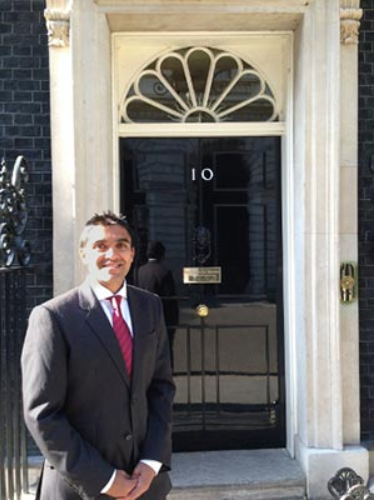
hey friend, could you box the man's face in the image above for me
[80,224,135,293]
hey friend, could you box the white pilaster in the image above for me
[47,0,114,293]
[293,0,368,497]
[45,0,76,295]
[70,0,114,287]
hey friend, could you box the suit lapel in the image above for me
[78,280,130,388]
[127,286,151,393]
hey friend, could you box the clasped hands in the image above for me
[107,462,156,500]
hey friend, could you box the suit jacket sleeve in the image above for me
[139,297,175,468]
[21,305,114,498]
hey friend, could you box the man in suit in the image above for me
[137,242,179,367]
[21,211,175,500]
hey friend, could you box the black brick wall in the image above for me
[0,0,53,311]
[358,0,374,442]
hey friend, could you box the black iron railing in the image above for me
[0,156,31,500]
[328,467,374,500]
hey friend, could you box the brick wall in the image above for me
[0,0,53,311]
[358,0,374,442]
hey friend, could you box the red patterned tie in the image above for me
[110,295,133,379]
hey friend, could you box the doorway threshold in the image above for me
[168,449,306,500]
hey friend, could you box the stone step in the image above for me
[24,449,306,500]
[168,449,306,500]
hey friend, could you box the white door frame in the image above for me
[113,30,295,456]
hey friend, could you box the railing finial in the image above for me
[0,156,31,268]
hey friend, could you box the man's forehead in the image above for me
[87,224,132,242]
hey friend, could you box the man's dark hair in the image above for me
[147,241,165,260]
[79,211,136,248]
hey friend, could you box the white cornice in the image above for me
[44,0,72,47]
[339,2,363,45]
[94,0,309,10]
[340,0,360,7]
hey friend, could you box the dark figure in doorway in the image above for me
[137,241,179,367]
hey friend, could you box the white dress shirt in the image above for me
[91,280,134,334]
[89,280,162,493]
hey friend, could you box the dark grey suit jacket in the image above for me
[21,280,175,500]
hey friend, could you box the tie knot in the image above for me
[108,295,122,312]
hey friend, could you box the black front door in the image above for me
[120,136,285,451]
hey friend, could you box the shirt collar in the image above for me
[89,279,128,301]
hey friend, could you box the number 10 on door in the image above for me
[191,168,214,181]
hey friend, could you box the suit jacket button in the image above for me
[124,434,133,441]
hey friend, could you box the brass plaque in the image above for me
[183,267,222,284]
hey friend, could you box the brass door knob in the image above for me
[340,262,356,303]
[196,304,209,317]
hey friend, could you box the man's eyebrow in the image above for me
[92,237,132,245]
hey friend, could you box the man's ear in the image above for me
[79,247,87,264]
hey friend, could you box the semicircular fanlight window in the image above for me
[121,47,278,124]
